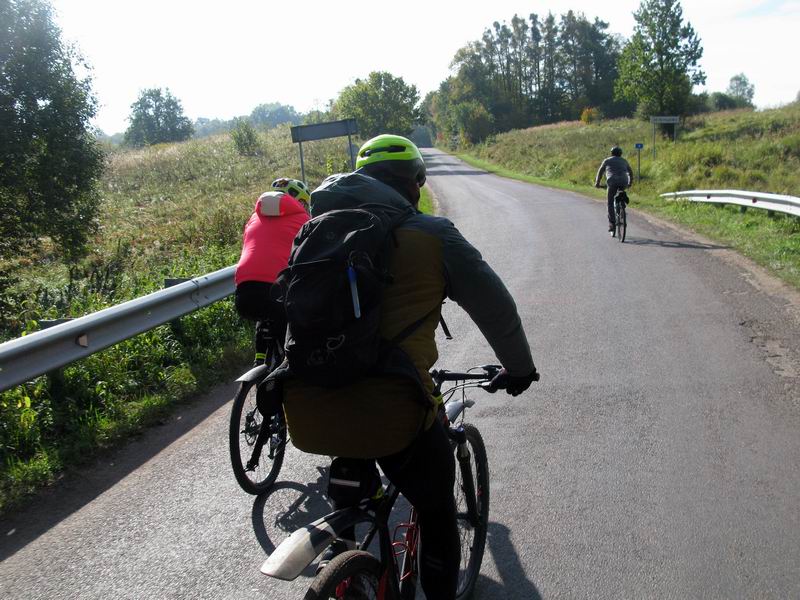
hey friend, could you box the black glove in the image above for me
[489,367,539,396]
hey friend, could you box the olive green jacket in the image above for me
[283,172,534,458]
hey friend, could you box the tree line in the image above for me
[425,11,630,143]
[0,0,770,297]
[423,0,756,144]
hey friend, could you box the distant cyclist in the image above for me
[234,178,310,364]
[594,146,633,233]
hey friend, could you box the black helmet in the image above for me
[611,146,623,157]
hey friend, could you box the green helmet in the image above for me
[355,134,426,187]
[271,177,311,203]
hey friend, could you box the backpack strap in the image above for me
[439,315,453,340]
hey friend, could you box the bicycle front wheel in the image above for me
[454,423,490,599]
[616,203,627,242]
[228,379,286,495]
[304,550,383,600]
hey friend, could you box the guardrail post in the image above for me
[40,319,74,408]
[739,206,747,213]
[164,278,192,341]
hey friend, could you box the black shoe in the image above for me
[608,224,615,232]
[316,539,353,574]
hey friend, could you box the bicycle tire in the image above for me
[454,423,490,600]
[304,550,383,600]
[228,378,286,495]
[617,202,627,243]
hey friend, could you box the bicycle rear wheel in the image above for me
[304,550,383,600]
[228,378,286,495]
[616,202,627,242]
[454,423,490,599]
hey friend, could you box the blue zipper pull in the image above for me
[347,266,361,319]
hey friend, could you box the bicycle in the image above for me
[228,319,288,495]
[260,364,519,600]
[597,183,628,242]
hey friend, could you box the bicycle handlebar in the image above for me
[430,364,502,385]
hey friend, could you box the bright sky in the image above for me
[50,0,800,135]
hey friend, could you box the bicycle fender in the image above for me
[260,506,375,580]
[446,399,475,422]
[236,363,271,383]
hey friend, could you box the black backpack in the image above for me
[277,203,415,387]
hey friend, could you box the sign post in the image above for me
[290,118,359,183]
[649,116,680,161]
[634,143,644,181]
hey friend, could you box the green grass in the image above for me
[449,104,800,288]
[419,185,434,215]
[0,126,352,514]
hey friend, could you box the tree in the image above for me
[615,0,705,116]
[303,109,333,125]
[193,117,235,138]
[452,100,494,144]
[0,0,104,264]
[333,72,420,139]
[708,92,739,111]
[123,88,194,147]
[230,118,260,156]
[726,73,755,106]
[250,102,301,129]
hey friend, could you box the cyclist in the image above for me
[594,146,633,233]
[234,178,310,364]
[281,135,538,600]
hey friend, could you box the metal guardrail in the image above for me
[660,189,800,217]
[0,266,236,393]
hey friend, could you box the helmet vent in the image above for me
[363,144,407,157]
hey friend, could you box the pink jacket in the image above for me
[234,192,309,285]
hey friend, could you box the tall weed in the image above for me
[0,127,351,513]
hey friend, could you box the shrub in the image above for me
[581,107,603,124]
[231,119,261,156]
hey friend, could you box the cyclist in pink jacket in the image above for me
[235,178,310,363]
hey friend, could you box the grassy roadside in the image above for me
[419,185,434,215]
[0,126,351,514]
[448,104,800,290]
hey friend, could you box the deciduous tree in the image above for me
[0,0,104,264]
[615,0,705,116]
[124,88,194,147]
[727,73,755,106]
[250,103,301,129]
[333,72,420,139]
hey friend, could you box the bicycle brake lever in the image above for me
[480,364,502,377]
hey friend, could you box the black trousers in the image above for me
[607,182,626,225]
[234,281,287,355]
[334,419,459,599]
[378,418,459,599]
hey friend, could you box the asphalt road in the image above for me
[2,149,800,599]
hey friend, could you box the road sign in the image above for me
[649,116,680,124]
[290,118,358,143]
[289,119,359,181]
[650,117,680,160]
[634,144,644,181]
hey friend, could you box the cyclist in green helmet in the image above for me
[282,134,537,599]
[234,177,310,364]
[270,177,311,206]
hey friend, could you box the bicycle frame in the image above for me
[261,366,499,596]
